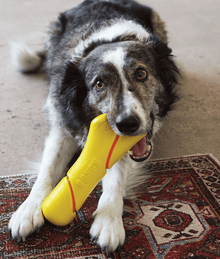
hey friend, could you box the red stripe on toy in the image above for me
[67,175,76,213]
[105,134,120,169]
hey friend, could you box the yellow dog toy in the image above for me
[42,114,145,226]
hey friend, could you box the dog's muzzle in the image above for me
[115,114,152,162]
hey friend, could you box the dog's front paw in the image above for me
[90,209,126,253]
[8,195,45,242]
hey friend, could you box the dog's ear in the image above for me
[50,12,67,36]
[148,35,180,117]
[61,62,88,109]
[57,13,67,35]
[148,35,179,87]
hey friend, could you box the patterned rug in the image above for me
[1,154,220,259]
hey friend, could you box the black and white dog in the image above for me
[9,0,179,253]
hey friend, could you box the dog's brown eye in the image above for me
[136,69,148,81]
[96,80,105,89]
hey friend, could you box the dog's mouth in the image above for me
[128,135,152,162]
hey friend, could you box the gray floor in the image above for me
[1,0,220,176]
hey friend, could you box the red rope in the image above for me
[105,135,120,169]
[67,175,76,213]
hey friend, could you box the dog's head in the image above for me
[59,35,179,160]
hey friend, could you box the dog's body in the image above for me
[9,0,179,253]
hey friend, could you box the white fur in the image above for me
[10,41,42,73]
[102,47,126,71]
[73,20,150,58]
[90,154,130,252]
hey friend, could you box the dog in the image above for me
[8,0,179,253]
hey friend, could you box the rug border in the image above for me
[1,153,219,179]
[150,153,220,165]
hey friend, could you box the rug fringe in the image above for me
[0,172,33,179]
[207,153,220,166]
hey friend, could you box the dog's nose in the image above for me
[116,115,140,135]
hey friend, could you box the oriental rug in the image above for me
[1,154,220,259]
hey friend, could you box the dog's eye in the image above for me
[96,80,105,90]
[136,69,148,81]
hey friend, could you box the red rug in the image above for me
[1,154,220,259]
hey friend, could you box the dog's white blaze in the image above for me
[124,91,148,133]
[102,47,127,93]
[102,48,149,135]
[102,47,125,72]
[74,20,150,57]
[88,47,126,87]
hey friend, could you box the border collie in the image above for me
[9,0,179,253]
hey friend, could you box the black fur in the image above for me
[148,35,180,118]
[61,62,87,109]
[60,0,153,35]
[56,61,97,131]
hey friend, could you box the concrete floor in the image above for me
[1,0,220,176]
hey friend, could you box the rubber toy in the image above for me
[42,113,146,226]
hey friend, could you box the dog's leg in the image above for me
[8,126,78,242]
[90,153,133,253]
